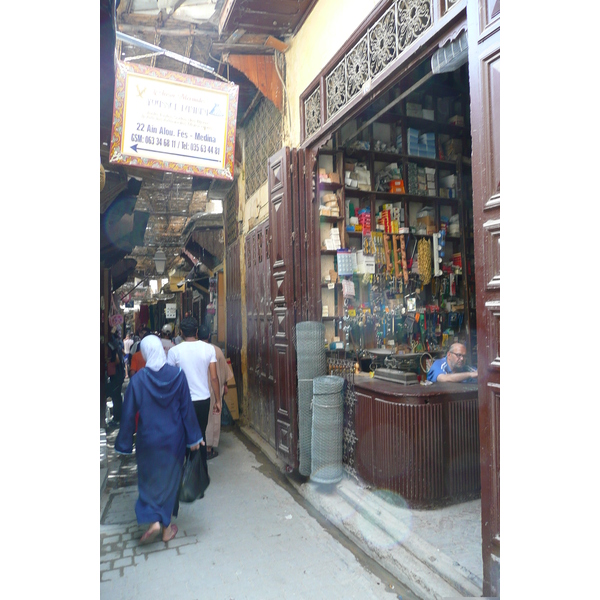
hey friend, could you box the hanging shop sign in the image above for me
[165,303,177,319]
[109,61,239,180]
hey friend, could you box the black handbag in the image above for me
[179,450,210,503]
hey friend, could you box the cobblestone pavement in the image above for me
[100,426,419,600]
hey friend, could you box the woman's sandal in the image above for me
[162,524,178,542]
[140,525,162,545]
[207,449,219,460]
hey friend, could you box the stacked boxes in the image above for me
[417,206,436,235]
[407,128,436,158]
[330,227,341,249]
[375,162,403,193]
[377,204,403,233]
[323,227,341,251]
[408,162,419,195]
[406,102,423,118]
[425,167,436,196]
[439,173,457,199]
[396,133,403,153]
[419,132,436,159]
[417,166,428,196]
[358,208,371,234]
[320,192,339,217]
[407,128,420,156]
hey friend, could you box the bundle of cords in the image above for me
[418,238,432,285]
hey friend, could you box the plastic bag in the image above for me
[179,450,210,503]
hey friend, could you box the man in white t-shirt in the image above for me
[167,317,220,473]
[123,332,134,378]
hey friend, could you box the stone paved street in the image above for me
[101,426,419,600]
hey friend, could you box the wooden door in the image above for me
[245,232,260,431]
[292,148,319,322]
[226,239,243,406]
[268,147,299,470]
[467,0,501,595]
[257,221,275,445]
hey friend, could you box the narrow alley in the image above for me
[101,424,421,600]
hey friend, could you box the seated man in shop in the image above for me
[427,342,478,383]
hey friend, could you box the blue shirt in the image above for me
[427,357,477,383]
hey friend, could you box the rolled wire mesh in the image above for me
[295,322,327,476]
[310,375,345,484]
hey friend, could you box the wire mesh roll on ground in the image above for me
[310,376,345,484]
[295,322,327,476]
[297,379,314,476]
[295,321,327,380]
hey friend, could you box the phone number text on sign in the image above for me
[110,62,238,180]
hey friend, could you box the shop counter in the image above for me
[353,375,480,507]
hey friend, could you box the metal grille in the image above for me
[326,61,347,121]
[398,0,432,53]
[303,0,433,135]
[304,87,321,139]
[245,98,283,200]
[328,357,359,482]
[346,34,369,103]
[369,4,398,78]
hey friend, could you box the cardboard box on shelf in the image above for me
[417,206,435,229]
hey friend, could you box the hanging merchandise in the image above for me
[400,234,409,285]
[109,293,124,329]
[342,278,355,298]
[417,238,432,285]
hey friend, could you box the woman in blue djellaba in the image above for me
[115,334,204,544]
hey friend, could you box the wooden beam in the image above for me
[224,54,283,111]
[265,35,289,53]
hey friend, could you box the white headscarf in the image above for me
[140,335,167,372]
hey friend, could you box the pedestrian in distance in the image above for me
[123,331,133,379]
[107,329,126,425]
[198,324,233,460]
[167,316,220,476]
[160,323,175,355]
[129,326,151,378]
[115,334,204,544]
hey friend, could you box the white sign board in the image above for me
[165,303,177,319]
[110,62,239,180]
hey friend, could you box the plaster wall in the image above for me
[285,0,381,146]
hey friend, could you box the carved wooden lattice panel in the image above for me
[245,98,283,200]
[303,0,434,138]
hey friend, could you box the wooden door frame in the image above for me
[467,0,500,595]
